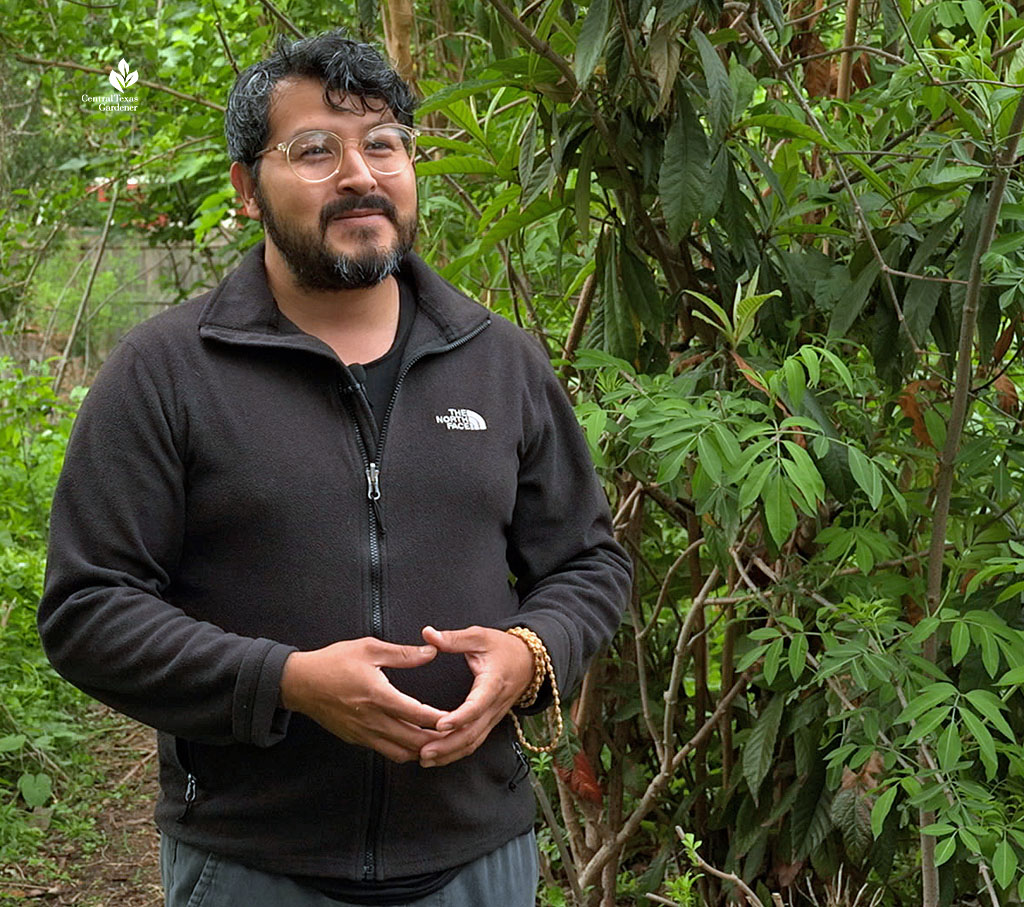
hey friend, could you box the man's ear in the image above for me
[230,161,262,220]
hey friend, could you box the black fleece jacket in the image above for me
[38,244,631,881]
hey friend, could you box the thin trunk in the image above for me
[382,0,416,85]
[920,93,1024,907]
[53,183,119,394]
[837,0,861,101]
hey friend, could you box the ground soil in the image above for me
[0,709,161,907]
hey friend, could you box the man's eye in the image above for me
[299,145,332,157]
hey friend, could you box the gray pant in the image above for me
[160,831,539,907]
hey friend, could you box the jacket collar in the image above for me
[197,241,490,361]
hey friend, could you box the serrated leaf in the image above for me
[574,0,611,85]
[743,693,785,800]
[660,92,709,243]
[649,25,681,115]
[694,30,733,141]
[871,786,898,838]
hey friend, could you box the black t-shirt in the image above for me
[357,277,416,430]
[289,277,464,904]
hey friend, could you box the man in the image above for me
[39,31,631,907]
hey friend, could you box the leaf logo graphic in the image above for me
[108,58,138,94]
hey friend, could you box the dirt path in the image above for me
[0,710,162,907]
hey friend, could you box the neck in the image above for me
[264,241,401,364]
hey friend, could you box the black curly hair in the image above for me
[225,30,417,169]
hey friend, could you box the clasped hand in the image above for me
[279,625,534,768]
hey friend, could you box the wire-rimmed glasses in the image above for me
[255,124,417,182]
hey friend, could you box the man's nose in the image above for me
[333,142,378,194]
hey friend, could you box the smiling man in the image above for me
[39,31,631,907]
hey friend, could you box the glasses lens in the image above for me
[287,132,343,182]
[362,125,415,175]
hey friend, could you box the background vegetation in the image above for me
[4,1,1024,905]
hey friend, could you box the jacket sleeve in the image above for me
[38,338,295,747]
[492,344,632,705]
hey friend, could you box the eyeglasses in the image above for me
[254,124,417,181]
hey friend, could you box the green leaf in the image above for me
[895,683,957,725]
[788,634,808,681]
[748,627,782,641]
[742,115,837,150]
[574,0,611,86]
[903,706,951,745]
[961,708,998,780]
[417,77,513,116]
[415,155,498,176]
[994,839,1018,890]
[743,693,786,800]
[871,786,898,839]
[963,689,1015,741]
[764,636,785,684]
[934,835,957,866]
[951,622,971,666]
[660,92,710,243]
[739,458,773,510]
[0,734,26,753]
[847,446,882,508]
[17,772,52,808]
[764,472,797,547]
[828,259,881,339]
[936,721,962,769]
[694,30,733,142]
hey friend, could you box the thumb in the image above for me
[369,639,438,669]
[421,625,480,653]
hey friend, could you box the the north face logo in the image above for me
[436,408,487,431]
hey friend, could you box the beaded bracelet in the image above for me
[506,626,564,754]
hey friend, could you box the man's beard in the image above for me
[254,184,417,291]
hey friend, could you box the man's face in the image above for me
[245,77,418,291]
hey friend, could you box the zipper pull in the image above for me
[509,740,531,791]
[366,463,387,534]
[178,772,197,820]
[365,462,381,501]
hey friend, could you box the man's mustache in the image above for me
[320,196,399,233]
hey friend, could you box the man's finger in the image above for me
[421,625,484,653]
[374,679,449,729]
[369,639,439,668]
[434,674,495,732]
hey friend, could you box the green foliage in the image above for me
[0,358,91,861]
[6,0,1024,903]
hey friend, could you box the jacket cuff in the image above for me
[492,615,572,715]
[232,638,297,747]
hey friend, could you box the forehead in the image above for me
[267,77,396,139]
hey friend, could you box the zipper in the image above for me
[343,318,491,880]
